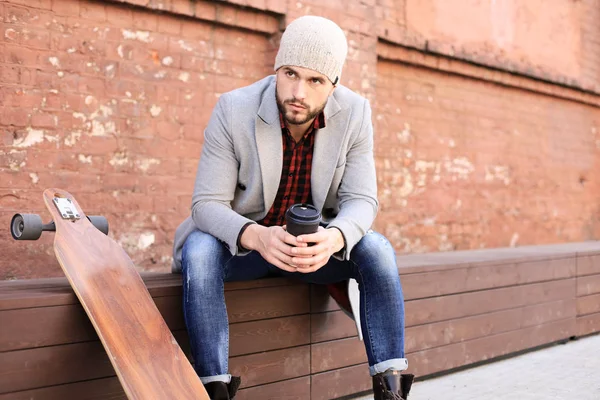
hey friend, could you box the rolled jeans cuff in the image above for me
[200,374,231,384]
[370,358,409,376]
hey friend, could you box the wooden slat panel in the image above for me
[402,258,575,300]
[123,274,297,295]
[1,349,312,399]
[0,376,126,400]
[310,262,578,315]
[311,337,366,374]
[396,242,600,274]
[401,263,518,300]
[226,285,309,323]
[311,310,357,343]
[517,258,576,283]
[405,278,576,326]
[0,296,185,353]
[0,275,184,311]
[236,376,310,400]
[577,313,600,336]
[520,298,576,327]
[229,315,310,357]
[406,299,575,353]
[229,346,310,388]
[0,341,114,394]
[577,274,600,296]
[99,274,299,296]
[0,278,71,291]
[0,330,191,394]
[310,363,371,400]
[406,308,518,353]
[407,318,576,377]
[577,254,600,276]
[0,274,301,312]
[0,278,76,311]
[309,299,577,376]
[577,294,600,316]
[0,304,97,353]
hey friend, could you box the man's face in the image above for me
[275,66,336,126]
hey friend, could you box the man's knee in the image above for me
[352,231,398,278]
[182,230,228,282]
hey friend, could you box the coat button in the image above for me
[238,183,246,190]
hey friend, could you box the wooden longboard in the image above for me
[43,188,208,400]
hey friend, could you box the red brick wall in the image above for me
[378,0,600,92]
[374,58,600,253]
[1,0,599,279]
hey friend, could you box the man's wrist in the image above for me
[237,222,254,251]
[240,223,262,251]
[328,227,346,252]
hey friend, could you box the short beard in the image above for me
[276,90,326,126]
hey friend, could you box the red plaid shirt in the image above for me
[258,112,326,226]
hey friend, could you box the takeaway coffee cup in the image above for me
[285,203,321,237]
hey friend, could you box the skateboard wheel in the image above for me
[87,215,109,235]
[11,213,43,240]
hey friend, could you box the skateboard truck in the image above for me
[11,212,109,240]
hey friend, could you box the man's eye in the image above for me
[312,79,322,84]
[286,71,295,77]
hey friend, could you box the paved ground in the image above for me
[354,334,600,399]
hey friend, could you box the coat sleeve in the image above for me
[326,98,379,260]
[190,93,256,256]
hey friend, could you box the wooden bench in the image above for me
[1,242,600,399]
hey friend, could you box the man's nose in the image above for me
[293,81,306,101]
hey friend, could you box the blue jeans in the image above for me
[181,229,407,383]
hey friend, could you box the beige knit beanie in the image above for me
[274,16,348,85]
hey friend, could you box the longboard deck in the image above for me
[43,188,208,400]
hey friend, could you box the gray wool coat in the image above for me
[171,75,378,273]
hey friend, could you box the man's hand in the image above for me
[240,224,307,272]
[289,227,345,273]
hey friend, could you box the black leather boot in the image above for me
[204,376,242,400]
[372,370,414,400]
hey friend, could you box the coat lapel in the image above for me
[311,95,348,210]
[256,80,283,211]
